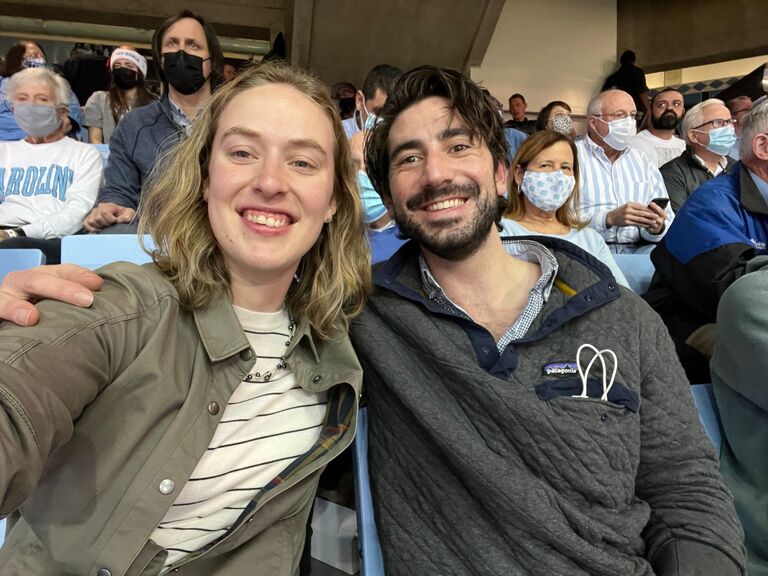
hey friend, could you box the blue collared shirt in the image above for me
[748,168,768,207]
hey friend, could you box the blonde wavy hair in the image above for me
[138,62,371,340]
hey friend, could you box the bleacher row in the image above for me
[0,238,723,574]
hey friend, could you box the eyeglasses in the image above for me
[653,100,684,111]
[693,118,736,130]
[594,111,638,121]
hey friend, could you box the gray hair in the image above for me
[680,98,726,146]
[739,99,768,161]
[587,92,608,117]
[6,67,70,109]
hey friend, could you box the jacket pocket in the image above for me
[535,377,640,412]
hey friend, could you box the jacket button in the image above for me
[97,570,112,576]
[584,294,593,302]
[312,375,322,384]
[608,284,616,291]
[207,401,220,415]
[240,348,254,361]
[159,479,176,495]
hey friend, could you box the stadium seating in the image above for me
[0,248,45,284]
[60,234,153,269]
[614,254,655,294]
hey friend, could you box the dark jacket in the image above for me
[97,94,184,210]
[645,163,768,380]
[351,237,745,576]
[660,148,736,212]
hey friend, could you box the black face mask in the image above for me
[113,67,140,90]
[163,50,209,95]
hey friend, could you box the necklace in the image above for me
[244,316,296,383]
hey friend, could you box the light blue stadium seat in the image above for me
[60,235,154,269]
[613,254,655,294]
[92,143,110,167]
[0,248,45,283]
[691,383,722,451]
[353,408,385,576]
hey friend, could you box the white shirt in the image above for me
[630,130,686,168]
[576,135,674,245]
[0,137,102,238]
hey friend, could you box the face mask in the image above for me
[13,102,61,137]
[163,50,209,95]
[551,113,573,136]
[364,112,380,131]
[22,57,47,69]
[357,171,388,223]
[113,67,140,90]
[597,115,636,150]
[703,125,737,156]
[520,169,575,212]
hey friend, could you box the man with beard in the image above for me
[83,10,223,234]
[659,99,736,212]
[0,66,748,576]
[631,88,686,168]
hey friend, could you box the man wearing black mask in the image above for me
[630,88,686,168]
[83,9,223,233]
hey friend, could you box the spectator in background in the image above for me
[535,100,575,138]
[711,266,768,576]
[726,95,753,160]
[0,40,84,141]
[577,89,673,254]
[505,93,535,134]
[645,100,768,383]
[83,47,156,145]
[82,9,223,234]
[222,61,237,81]
[660,99,736,212]
[341,64,401,138]
[631,88,686,168]
[501,130,628,287]
[349,129,406,263]
[0,68,102,262]
[602,49,650,117]
[332,81,356,120]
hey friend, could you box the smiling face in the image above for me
[387,96,507,261]
[204,83,337,298]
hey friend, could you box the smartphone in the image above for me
[649,197,669,210]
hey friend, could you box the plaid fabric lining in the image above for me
[419,238,559,352]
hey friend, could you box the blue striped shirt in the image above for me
[576,135,674,244]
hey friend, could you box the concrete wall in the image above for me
[470,0,617,117]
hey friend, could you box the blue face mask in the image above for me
[364,112,379,131]
[357,171,388,223]
[704,125,737,156]
[22,57,47,69]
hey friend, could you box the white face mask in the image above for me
[520,169,576,212]
[597,115,636,151]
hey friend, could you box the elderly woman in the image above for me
[0,67,102,262]
[500,130,628,287]
[84,46,157,144]
[535,100,575,137]
[0,62,370,575]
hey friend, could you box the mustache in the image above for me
[405,182,480,210]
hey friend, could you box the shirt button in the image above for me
[240,348,254,361]
[600,413,609,422]
[207,401,220,415]
[312,375,322,384]
[97,569,112,576]
[159,479,176,495]
[608,284,616,291]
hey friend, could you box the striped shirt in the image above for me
[151,306,328,570]
[576,135,675,245]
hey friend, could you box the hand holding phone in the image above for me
[649,197,669,210]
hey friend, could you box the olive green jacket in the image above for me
[0,262,362,576]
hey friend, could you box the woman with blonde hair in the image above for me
[0,62,370,575]
[501,130,628,286]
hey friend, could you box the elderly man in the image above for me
[645,100,768,383]
[660,99,737,212]
[0,67,102,262]
[577,89,674,254]
[83,9,223,234]
[726,95,753,160]
[631,88,686,167]
[0,66,748,576]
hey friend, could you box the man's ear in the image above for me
[753,133,768,161]
[494,161,509,197]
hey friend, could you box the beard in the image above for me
[652,110,680,130]
[392,182,502,261]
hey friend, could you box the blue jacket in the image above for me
[98,94,184,210]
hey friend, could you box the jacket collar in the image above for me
[738,162,768,216]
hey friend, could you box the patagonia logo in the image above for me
[543,362,578,377]
[750,238,766,250]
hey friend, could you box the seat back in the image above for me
[613,254,655,294]
[60,235,154,269]
[353,408,385,576]
[0,248,45,283]
[690,383,722,451]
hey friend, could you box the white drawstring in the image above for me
[574,343,618,401]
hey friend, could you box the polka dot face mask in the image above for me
[520,169,575,212]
